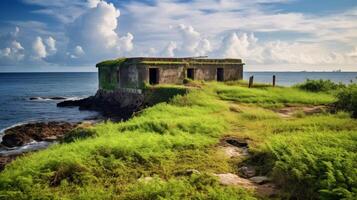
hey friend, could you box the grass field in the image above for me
[0,81,356,200]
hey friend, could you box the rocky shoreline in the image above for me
[0,121,94,171]
[57,89,146,120]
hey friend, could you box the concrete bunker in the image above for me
[96,57,245,91]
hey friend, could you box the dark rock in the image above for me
[239,166,256,178]
[1,122,76,148]
[57,90,145,120]
[249,176,271,184]
[175,169,200,176]
[0,155,17,171]
[226,138,248,148]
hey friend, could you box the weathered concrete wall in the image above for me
[98,66,119,90]
[193,65,217,81]
[223,65,243,81]
[98,57,244,90]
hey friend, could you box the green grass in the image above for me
[215,83,335,108]
[96,58,127,68]
[1,81,356,199]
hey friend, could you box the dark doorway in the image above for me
[149,68,159,85]
[217,68,224,82]
[187,68,194,80]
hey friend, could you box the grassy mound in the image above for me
[1,82,356,199]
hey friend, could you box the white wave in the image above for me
[28,96,84,102]
[0,141,54,156]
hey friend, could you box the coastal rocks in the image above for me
[1,122,76,148]
[57,89,145,120]
[0,155,17,171]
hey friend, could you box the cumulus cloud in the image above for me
[0,27,25,62]
[0,42,25,61]
[67,1,134,61]
[32,36,47,59]
[161,41,177,57]
[162,24,211,57]
[216,32,357,67]
[45,36,56,53]
[68,45,85,59]
[87,0,100,8]
[218,32,259,59]
[176,24,212,56]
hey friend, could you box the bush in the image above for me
[335,84,357,118]
[267,131,357,199]
[295,79,344,92]
[61,128,97,143]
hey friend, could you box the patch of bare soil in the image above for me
[217,137,280,198]
[215,173,279,198]
[219,137,250,158]
[276,105,327,118]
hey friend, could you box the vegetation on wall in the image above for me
[96,58,127,68]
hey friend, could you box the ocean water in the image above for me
[0,73,99,132]
[1,72,357,132]
[244,72,357,86]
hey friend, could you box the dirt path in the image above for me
[275,105,327,118]
[216,137,280,198]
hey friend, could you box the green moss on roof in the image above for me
[96,58,127,68]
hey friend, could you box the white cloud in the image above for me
[0,42,25,61]
[32,36,47,59]
[347,47,357,58]
[45,36,56,53]
[161,41,177,57]
[216,32,357,67]
[67,1,134,61]
[0,27,25,62]
[174,24,212,56]
[87,0,101,8]
[69,45,85,58]
[218,32,259,59]
[74,45,85,56]
[118,33,134,52]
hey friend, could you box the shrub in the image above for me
[335,84,357,118]
[61,128,97,143]
[295,79,344,92]
[266,131,357,199]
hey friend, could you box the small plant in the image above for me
[335,84,357,118]
[61,128,97,143]
[295,79,344,92]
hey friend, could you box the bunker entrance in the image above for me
[187,68,195,80]
[217,68,224,82]
[149,68,159,85]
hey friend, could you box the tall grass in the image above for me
[0,82,356,199]
[215,83,335,108]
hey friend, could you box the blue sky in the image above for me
[0,0,357,72]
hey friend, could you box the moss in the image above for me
[143,85,189,106]
[96,58,127,68]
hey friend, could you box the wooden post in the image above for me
[248,76,254,88]
[273,75,276,87]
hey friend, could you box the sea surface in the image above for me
[0,73,99,133]
[1,72,357,132]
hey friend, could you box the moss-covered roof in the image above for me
[96,57,244,68]
[96,58,127,68]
